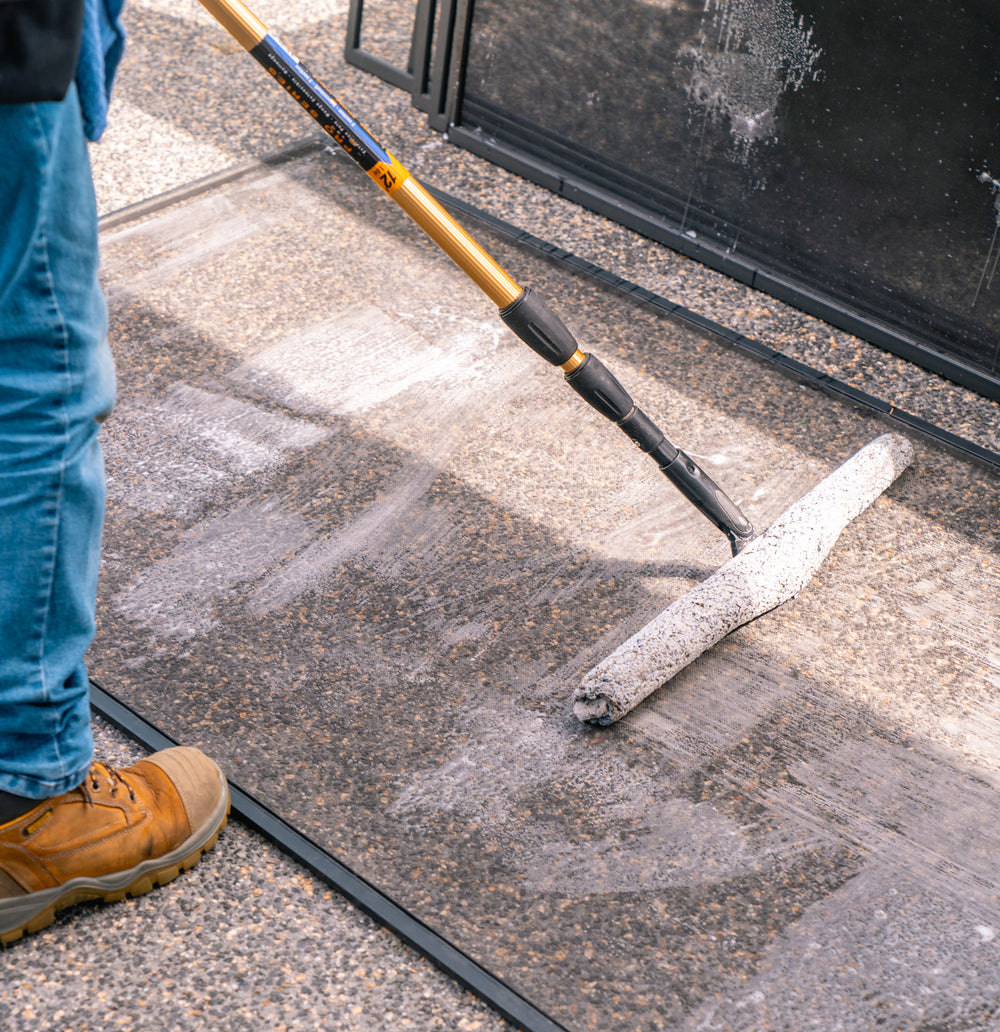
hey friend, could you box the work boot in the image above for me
[0,746,229,944]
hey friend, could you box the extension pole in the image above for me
[197,0,756,554]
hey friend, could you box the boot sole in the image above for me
[0,775,230,945]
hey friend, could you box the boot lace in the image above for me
[84,761,138,804]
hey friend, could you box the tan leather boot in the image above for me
[0,746,229,944]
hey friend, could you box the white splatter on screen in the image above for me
[974,169,1000,308]
[684,0,823,163]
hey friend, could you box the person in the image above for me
[0,0,228,945]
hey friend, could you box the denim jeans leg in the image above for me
[0,85,116,798]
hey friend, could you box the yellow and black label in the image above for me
[251,34,410,191]
[366,154,409,195]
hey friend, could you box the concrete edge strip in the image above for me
[89,681,568,1032]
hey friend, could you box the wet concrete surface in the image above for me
[4,2,998,1029]
[84,145,1000,1031]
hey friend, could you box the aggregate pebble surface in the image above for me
[9,2,996,1031]
[83,144,1000,1030]
[0,718,513,1032]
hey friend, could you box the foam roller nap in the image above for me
[575,433,915,725]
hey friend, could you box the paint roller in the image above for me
[575,433,913,723]
[195,0,915,724]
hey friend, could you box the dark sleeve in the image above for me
[0,0,85,104]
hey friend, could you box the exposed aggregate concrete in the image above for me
[20,1,995,1030]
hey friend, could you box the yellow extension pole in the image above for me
[197,0,523,310]
[195,0,757,553]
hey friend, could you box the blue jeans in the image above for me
[0,84,115,798]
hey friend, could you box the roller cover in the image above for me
[575,433,915,725]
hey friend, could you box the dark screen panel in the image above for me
[459,0,1000,388]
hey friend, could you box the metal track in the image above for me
[424,184,1000,473]
[89,682,568,1032]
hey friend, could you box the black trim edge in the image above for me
[98,138,327,232]
[424,183,1000,473]
[89,681,568,1032]
[446,125,1000,405]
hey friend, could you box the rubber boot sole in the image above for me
[0,782,230,945]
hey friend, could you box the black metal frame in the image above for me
[445,117,1000,404]
[344,0,459,128]
[345,0,1000,403]
[90,681,568,1032]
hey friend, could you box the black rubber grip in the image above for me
[660,450,755,551]
[619,408,679,467]
[504,302,755,552]
[499,288,580,366]
[566,355,680,466]
[564,353,633,420]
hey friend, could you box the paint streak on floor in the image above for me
[92,147,1000,1032]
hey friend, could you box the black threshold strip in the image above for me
[98,138,327,232]
[425,187,1000,474]
[89,681,568,1032]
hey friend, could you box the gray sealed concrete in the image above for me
[4,2,998,1030]
[84,144,1000,1031]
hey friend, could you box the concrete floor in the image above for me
[3,2,999,1031]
